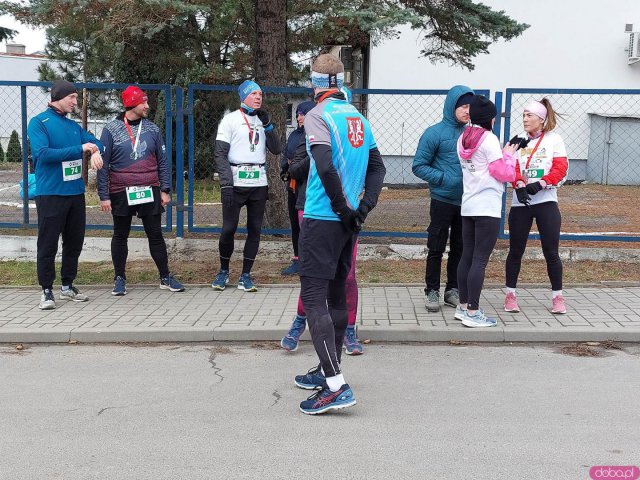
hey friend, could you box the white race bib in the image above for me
[232,164,267,187]
[62,160,82,182]
[126,186,154,206]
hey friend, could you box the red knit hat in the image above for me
[122,86,148,108]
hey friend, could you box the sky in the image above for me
[0,15,47,53]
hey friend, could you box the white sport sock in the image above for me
[61,285,70,291]
[552,290,563,298]
[326,373,345,392]
[506,287,516,294]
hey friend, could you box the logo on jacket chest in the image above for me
[346,117,364,148]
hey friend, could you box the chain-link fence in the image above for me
[0,81,173,231]
[502,89,640,240]
[184,86,490,237]
[3,82,640,241]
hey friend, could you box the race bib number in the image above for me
[233,164,266,186]
[62,160,82,182]
[126,186,154,206]
[525,168,545,180]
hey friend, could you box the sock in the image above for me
[61,285,70,291]
[506,287,516,294]
[242,257,255,274]
[326,373,345,392]
[552,290,563,298]
[459,303,467,310]
[220,256,230,271]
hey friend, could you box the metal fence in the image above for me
[0,81,173,231]
[502,89,640,241]
[2,80,639,242]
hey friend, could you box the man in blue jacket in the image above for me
[412,85,474,312]
[28,79,104,310]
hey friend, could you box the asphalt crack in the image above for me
[271,389,281,407]
[208,349,224,383]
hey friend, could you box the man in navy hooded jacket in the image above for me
[412,85,474,312]
[279,100,315,275]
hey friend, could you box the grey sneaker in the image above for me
[444,288,460,307]
[59,285,89,302]
[425,290,440,312]
[39,289,56,310]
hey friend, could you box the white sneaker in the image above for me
[454,304,467,321]
[59,286,89,302]
[39,289,56,310]
[461,309,498,328]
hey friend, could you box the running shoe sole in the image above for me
[454,311,466,321]
[443,300,457,308]
[280,338,299,352]
[59,294,88,302]
[504,307,520,313]
[39,303,55,310]
[111,291,127,296]
[343,346,363,356]
[294,379,324,390]
[237,284,257,292]
[160,284,185,292]
[462,318,497,328]
[211,278,229,291]
[426,304,440,313]
[299,399,357,415]
[551,309,567,315]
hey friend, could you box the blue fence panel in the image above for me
[0,80,173,232]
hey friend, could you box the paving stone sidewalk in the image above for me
[1,285,639,343]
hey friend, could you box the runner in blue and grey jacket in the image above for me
[412,85,474,313]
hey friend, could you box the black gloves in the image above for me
[337,206,362,234]
[221,187,234,208]
[508,135,531,150]
[525,181,543,195]
[357,202,371,222]
[515,187,531,206]
[255,109,271,127]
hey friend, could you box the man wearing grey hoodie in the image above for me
[412,85,474,312]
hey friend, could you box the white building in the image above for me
[366,0,640,184]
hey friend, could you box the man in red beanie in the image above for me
[97,85,184,296]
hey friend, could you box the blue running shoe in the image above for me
[280,315,306,352]
[461,309,498,328]
[281,258,299,276]
[237,272,257,292]
[343,325,363,355]
[160,274,185,292]
[112,276,127,296]
[299,383,356,415]
[294,365,325,390]
[211,270,230,291]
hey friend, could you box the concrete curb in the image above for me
[2,325,639,344]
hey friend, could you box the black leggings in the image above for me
[112,214,169,280]
[300,275,349,378]
[287,189,300,257]
[219,186,268,274]
[457,216,500,310]
[506,202,562,291]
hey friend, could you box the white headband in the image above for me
[524,100,548,121]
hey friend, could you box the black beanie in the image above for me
[50,80,77,101]
[455,92,474,110]
[470,95,497,126]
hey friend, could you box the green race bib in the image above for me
[126,186,154,206]
[62,160,82,182]
[526,168,545,180]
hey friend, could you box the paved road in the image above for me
[1,343,638,479]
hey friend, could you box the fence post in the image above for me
[20,86,29,226]
[175,87,184,238]
[164,85,173,233]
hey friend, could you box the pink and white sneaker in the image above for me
[551,295,567,314]
[504,292,520,313]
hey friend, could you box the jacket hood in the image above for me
[458,126,488,160]
[443,85,474,127]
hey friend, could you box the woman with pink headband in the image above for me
[504,98,569,314]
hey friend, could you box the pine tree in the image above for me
[6,130,22,163]
[0,139,5,162]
